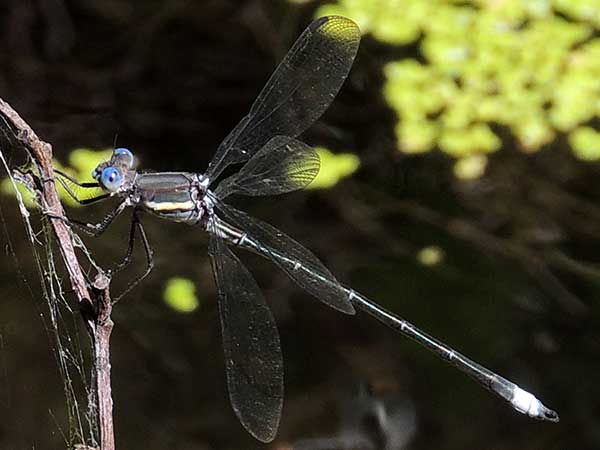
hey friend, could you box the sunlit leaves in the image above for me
[1,147,112,208]
[318,0,425,45]
[317,0,600,177]
[440,124,500,157]
[553,0,600,25]
[514,117,555,152]
[570,127,600,161]
[453,154,488,180]
[0,175,36,207]
[68,148,113,181]
[417,245,444,266]
[307,147,360,189]
[163,277,200,313]
[56,148,113,207]
[395,119,438,154]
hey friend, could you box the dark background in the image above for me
[0,1,597,449]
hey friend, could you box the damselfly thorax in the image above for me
[133,172,211,225]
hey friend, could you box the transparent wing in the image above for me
[215,202,355,315]
[206,16,360,181]
[214,136,320,199]
[207,219,283,443]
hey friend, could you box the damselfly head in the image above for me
[92,147,136,193]
[113,147,135,168]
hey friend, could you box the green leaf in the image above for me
[308,148,360,189]
[453,154,488,180]
[417,245,444,266]
[570,127,600,161]
[1,147,114,209]
[0,177,36,208]
[163,277,200,313]
[325,0,600,159]
[68,148,113,181]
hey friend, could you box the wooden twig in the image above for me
[0,97,115,450]
[90,273,115,450]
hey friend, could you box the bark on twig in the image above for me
[91,273,115,450]
[0,97,115,450]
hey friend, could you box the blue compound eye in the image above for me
[100,167,123,192]
[113,147,134,168]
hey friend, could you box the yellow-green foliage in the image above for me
[308,147,360,189]
[57,148,113,207]
[318,0,600,168]
[417,245,445,266]
[1,147,112,208]
[67,148,114,181]
[0,173,36,208]
[163,277,200,313]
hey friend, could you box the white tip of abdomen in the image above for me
[511,386,559,422]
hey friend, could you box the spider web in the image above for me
[0,117,99,449]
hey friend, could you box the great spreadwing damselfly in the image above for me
[52,15,558,443]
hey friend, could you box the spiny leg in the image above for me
[47,204,153,302]
[45,200,129,237]
[44,172,154,301]
[54,168,99,189]
[111,210,139,274]
[13,166,108,207]
[111,210,153,274]
[113,211,154,303]
[42,170,154,300]
[53,169,105,206]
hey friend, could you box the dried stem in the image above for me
[0,97,115,450]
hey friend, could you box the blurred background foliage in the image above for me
[0,147,112,207]
[320,0,600,177]
[164,276,200,313]
[0,0,598,449]
[309,148,360,189]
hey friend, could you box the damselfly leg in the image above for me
[54,168,110,206]
[112,210,154,303]
[51,170,155,294]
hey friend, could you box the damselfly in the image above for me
[55,16,558,443]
